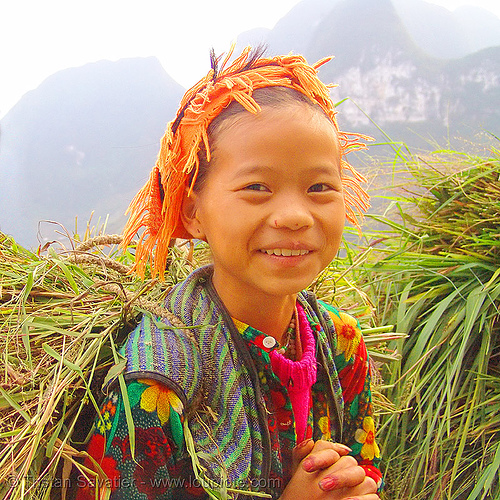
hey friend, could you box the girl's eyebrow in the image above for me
[228,164,274,180]
[308,165,341,177]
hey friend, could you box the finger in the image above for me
[291,439,314,473]
[317,454,358,473]
[301,441,352,472]
[337,476,379,496]
[348,476,378,494]
[302,448,342,472]
[310,440,352,455]
[317,463,365,491]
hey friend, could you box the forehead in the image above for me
[207,103,341,181]
[212,101,339,149]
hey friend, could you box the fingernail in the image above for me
[319,476,340,491]
[295,438,312,450]
[338,443,352,452]
[302,458,315,472]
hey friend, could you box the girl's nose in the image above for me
[271,203,314,230]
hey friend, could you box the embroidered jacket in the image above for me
[76,266,382,499]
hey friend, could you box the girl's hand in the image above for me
[280,440,379,499]
[291,440,362,486]
[292,439,351,473]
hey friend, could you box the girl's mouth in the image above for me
[260,248,310,256]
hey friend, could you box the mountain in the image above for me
[249,0,500,59]
[239,0,500,148]
[0,57,184,247]
[393,0,500,59]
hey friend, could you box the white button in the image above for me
[262,336,277,349]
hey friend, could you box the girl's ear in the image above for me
[180,190,206,240]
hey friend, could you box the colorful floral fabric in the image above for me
[76,380,202,500]
[320,302,383,490]
[75,302,383,499]
[234,303,318,448]
[139,378,184,426]
[355,416,381,461]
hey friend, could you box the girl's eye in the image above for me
[244,183,269,192]
[308,183,333,193]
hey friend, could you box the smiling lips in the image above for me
[260,248,310,256]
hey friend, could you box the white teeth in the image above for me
[262,249,310,256]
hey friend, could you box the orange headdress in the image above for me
[122,46,371,279]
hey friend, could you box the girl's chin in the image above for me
[253,276,317,299]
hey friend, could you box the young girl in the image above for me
[76,46,382,500]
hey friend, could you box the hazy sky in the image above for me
[1,0,499,118]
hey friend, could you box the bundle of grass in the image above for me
[366,145,500,499]
[0,232,199,500]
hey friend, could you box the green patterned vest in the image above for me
[120,266,344,495]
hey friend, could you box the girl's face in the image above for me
[182,103,345,306]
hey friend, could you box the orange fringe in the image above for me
[122,46,371,280]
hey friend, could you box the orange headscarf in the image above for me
[122,46,371,279]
